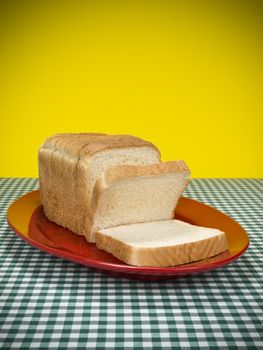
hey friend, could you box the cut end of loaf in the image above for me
[95,220,228,267]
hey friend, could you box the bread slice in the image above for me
[90,161,190,239]
[96,220,228,267]
[38,133,161,242]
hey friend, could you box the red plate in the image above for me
[7,190,249,280]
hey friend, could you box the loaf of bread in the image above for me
[96,220,228,267]
[39,133,228,267]
[38,133,161,242]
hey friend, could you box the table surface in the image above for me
[0,178,262,349]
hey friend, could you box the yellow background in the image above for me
[1,1,262,177]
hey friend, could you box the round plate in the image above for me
[7,190,249,281]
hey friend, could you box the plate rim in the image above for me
[7,190,250,276]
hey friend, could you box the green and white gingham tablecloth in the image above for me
[0,178,262,349]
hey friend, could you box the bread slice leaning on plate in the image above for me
[90,161,190,240]
[38,133,161,242]
[96,220,228,267]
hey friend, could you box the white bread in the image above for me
[38,133,161,242]
[90,161,190,239]
[96,220,228,267]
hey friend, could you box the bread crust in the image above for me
[103,160,190,185]
[39,133,161,241]
[41,133,161,159]
[96,231,228,267]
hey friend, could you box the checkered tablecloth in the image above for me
[0,178,262,349]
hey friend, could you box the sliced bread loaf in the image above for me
[38,133,161,241]
[90,161,190,239]
[96,220,228,266]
